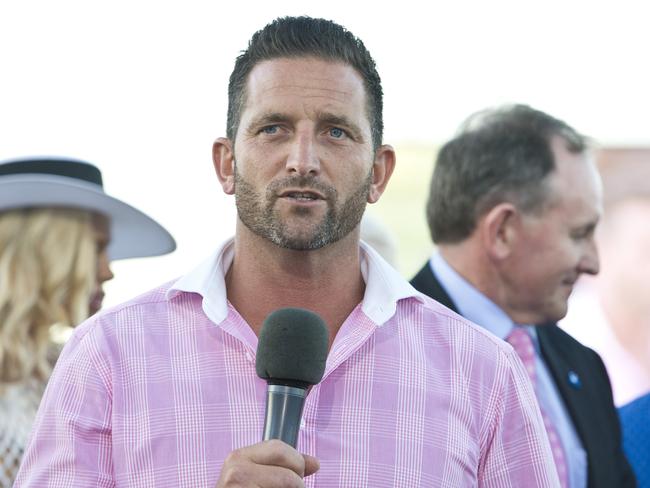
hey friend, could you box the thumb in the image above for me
[302,454,320,477]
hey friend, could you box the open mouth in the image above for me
[280,190,324,201]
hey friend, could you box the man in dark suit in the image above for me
[411,105,635,488]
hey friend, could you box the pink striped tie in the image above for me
[507,327,569,488]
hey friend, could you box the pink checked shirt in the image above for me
[16,240,560,487]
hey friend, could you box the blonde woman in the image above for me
[0,158,175,486]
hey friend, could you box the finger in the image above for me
[259,464,307,487]
[219,461,305,488]
[303,454,320,477]
[248,439,307,476]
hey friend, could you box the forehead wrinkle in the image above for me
[259,82,352,103]
[247,57,366,101]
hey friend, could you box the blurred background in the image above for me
[1,0,649,309]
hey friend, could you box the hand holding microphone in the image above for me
[217,440,320,488]
[216,308,328,488]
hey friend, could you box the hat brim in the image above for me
[0,174,176,260]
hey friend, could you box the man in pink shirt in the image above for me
[16,17,560,487]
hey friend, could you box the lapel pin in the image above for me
[568,370,582,390]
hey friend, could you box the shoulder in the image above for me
[620,392,650,421]
[391,294,540,417]
[619,393,650,449]
[62,280,194,359]
[396,293,517,365]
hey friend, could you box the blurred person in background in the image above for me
[619,391,650,487]
[561,148,650,406]
[411,105,635,488]
[0,157,175,486]
[360,212,398,267]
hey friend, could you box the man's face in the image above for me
[501,137,602,324]
[230,57,378,250]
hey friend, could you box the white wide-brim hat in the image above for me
[0,157,176,260]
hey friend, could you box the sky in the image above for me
[1,0,649,307]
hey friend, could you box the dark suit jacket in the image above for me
[411,262,636,488]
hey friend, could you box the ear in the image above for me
[212,137,235,195]
[367,144,396,204]
[480,202,520,260]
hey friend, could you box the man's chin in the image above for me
[267,221,334,250]
[543,302,569,324]
[272,234,328,251]
[515,301,567,325]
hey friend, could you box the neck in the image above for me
[226,222,366,345]
[439,241,533,324]
[439,241,495,296]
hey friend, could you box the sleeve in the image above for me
[477,347,561,488]
[14,322,115,487]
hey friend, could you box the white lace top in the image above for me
[0,379,46,487]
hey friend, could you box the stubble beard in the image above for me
[234,166,372,250]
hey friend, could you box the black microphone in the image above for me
[256,308,329,447]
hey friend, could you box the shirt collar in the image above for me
[430,252,514,340]
[167,237,423,327]
[359,240,425,325]
[429,252,540,348]
[166,238,235,325]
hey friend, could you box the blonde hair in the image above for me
[0,208,97,383]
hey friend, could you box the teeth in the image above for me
[288,192,316,200]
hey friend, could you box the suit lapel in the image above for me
[410,263,459,313]
[537,326,593,460]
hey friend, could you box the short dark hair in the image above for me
[227,16,383,149]
[427,104,589,244]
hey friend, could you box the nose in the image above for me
[97,250,115,284]
[285,130,320,176]
[579,238,600,276]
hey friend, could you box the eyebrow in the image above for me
[249,112,287,127]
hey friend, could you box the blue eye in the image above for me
[262,125,279,134]
[329,127,345,138]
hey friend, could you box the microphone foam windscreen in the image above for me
[256,307,329,386]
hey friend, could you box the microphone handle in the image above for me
[262,384,307,447]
